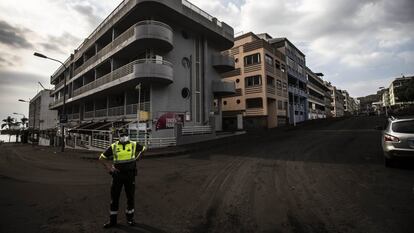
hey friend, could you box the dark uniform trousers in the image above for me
[110,168,136,219]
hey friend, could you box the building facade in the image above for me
[220,32,288,130]
[388,75,414,106]
[268,38,308,124]
[325,82,344,117]
[29,90,58,146]
[48,0,235,149]
[306,68,330,119]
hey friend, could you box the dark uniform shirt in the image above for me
[102,141,144,172]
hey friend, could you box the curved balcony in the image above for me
[133,59,174,85]
[135,20,173,52]
[212,80,236,97]
[212,52,235,73]
[70,58,173,102]
[73,20,173,78]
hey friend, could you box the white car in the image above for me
[381,117,414,167]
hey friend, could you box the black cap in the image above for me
[118,128,128,137]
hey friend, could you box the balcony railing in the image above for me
[74,24,135,77]
[182,0,222,27]
[288,85,308,97]
[126,102,150,115]
[108,106,125,116]
[73,60,133,97]
[49,94,69,108]
[73,20,173,79]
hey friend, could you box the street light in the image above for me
[34,52,68,152]
[135,83,141,143]
[18,99,35,146]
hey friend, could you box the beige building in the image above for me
[220,32,288,130]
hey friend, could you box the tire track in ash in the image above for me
[266,132,331,233]
[185,140,263,233]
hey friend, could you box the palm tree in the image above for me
[20,117,28,129]
[1,116,15,142]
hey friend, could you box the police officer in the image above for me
[99,128,146,228]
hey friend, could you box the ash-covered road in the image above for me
[1,116,413,233]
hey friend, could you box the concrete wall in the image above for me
[150,23,224,138]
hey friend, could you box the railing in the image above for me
[50,94,69,107]
[74,24,135,76]
[67,113,80,120]
[136,20,172,31]
[73,59,172,98]
[91,138,111,150]
[246,108,264,115]
[145,137,176,148]
[182,125,213,135]
[245,86,263,95]
[267,86,276,95]
[288,85,307,97]
[84,111,94,119]
[182,0,222,27]
[125,102,151,115]
[108,106,125,116]
[73,0,132,61]
[95,109,107,118]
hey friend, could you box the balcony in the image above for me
[73,20,173,78]
[135,20,173,52]
[49,94,69,109]
[288,85,308,97]
[72,58,173,100]
[133,59,174,85]
[83,102,151,120]
[212,52,235,73]
[212,80,236,97]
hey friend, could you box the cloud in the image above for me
[72,3,102,27]
[39,32,81,54]
[0,20,33,49]
[0,52,21,67]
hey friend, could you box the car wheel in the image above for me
[384,157,393,167]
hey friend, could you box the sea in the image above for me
[0,134,19,143]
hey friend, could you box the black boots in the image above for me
[103,214,117,228]
[126,212,135,226]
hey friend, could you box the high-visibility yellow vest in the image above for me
[112,141,137,164]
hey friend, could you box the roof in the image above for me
[268,37,306,57]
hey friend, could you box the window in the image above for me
[267,76,275,86]
[392,120,414,133]
[244,53,261,66]
[282,82,287,91]
[236,78,240,83]
[223,101,227,105]
[265,54,273,66]
[278,100,283,110]
[237,99,241,104]
[277,80,282,90]
[275,60,281,70]
[245,75,262,87]
[298,65,303,75]
[246,98,263,108]
[281,64,286,72]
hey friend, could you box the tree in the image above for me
[1,116,15,142]
[20,117,28,129]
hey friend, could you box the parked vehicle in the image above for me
[380,116,414,167]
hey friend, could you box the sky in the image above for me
[0,0,413,122]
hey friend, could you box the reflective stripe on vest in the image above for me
[111,141,137,164]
